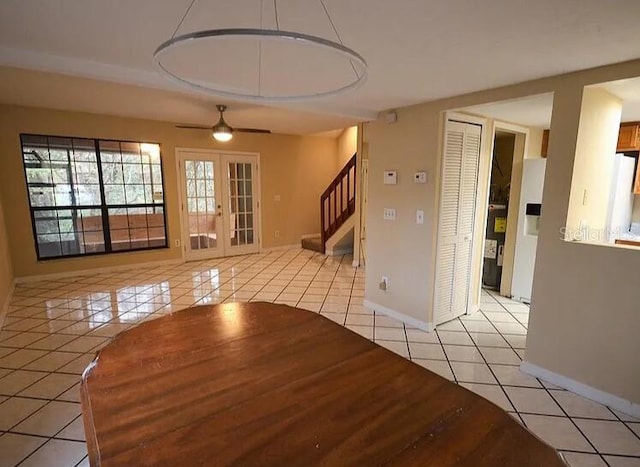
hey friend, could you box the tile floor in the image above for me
[0,248,639,467]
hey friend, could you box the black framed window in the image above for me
[21,134,167,260]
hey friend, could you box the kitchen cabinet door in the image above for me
[617,123,640,152]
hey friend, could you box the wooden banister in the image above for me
[320,154,357,254]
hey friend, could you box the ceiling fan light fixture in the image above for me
[212,122,233,142]
[211,104,234,142]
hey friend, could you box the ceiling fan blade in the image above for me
[176,123,271,134]
[175,124,212,130]
[235,128,272,134]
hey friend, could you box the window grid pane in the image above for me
[21,134,167,260]
[227,162,255,247]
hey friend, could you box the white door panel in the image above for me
[178,151,260,260]
[434,120,482,325]
[222,154,260,256]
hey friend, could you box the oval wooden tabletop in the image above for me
[80,302,566,466]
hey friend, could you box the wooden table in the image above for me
[80,302,566,466]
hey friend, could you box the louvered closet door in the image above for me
[434,120,482,325]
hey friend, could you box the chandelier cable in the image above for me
[273,0,280,31]
[319,0,359,79]
[172,0,199,39]
[258,0,264,95]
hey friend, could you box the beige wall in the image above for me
[0,191,13,312]
[528,81,639,405]
[364,59,640,405]
[365,106,441,321]
[0,105,341,278]
[336,126,357,170]
[527,128,544,159]
[565,87,621,234]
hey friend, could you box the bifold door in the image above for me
[434,120,482,325]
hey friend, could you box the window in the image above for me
[21,134,167,260]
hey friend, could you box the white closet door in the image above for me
[434,120,482,325]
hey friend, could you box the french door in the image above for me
[177,150,260,260]
[434,120,482,325]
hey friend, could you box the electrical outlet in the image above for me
[379,276,389,291]
[274,230,280,238]
[174,239,181,247]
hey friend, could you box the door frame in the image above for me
[431,111,490,326]
[488,121,530,298]
[175,147,262,261]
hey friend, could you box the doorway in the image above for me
[481,124,533,301]
[176,149,261,260]
[482,131,516,291]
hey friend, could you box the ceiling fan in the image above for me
[175,105,271,142]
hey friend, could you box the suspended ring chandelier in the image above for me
[153,0,368,103]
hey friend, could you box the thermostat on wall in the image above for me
[384,170,397,185]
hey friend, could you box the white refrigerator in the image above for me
[605,154,636,242]
[512,159,546,303]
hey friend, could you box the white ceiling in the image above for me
[1,0,640,134]
[463,93,555,129]
[596,77,640,123]
[461,79,640,129]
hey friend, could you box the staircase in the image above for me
[302,154,357,255]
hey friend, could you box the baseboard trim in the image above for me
[520,361,640,418]
[15,258,184,283]
[363,299,433,332]
[262,244,301,253]
[0,279,17,331]
[300,233,321,240]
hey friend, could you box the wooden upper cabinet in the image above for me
[541,122,639,158]
[541,129,549,158]
[635,159,640,195]
[617,122,640,152]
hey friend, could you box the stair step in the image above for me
[301,236,323,253]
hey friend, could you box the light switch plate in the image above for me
[416,209,424,224]
[414,171,427,183]
[383,208,396,220]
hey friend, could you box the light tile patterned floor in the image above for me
[0,249,639,467]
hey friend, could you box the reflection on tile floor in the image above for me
[0,249,639,466]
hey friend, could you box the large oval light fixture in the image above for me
[211,105,233,142]
[153,1,367,103]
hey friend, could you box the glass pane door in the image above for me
[180,155,223,260]
[223,155,260,255]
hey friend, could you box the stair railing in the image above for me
[320,154,357,254]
